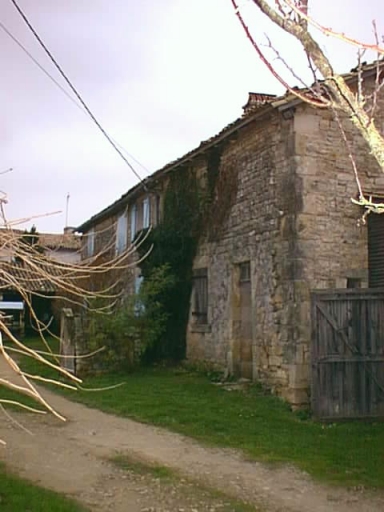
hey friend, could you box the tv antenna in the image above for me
[65,193,70,227]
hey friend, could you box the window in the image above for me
[143,197,150,229]
[130,205,137,242]
[86,228,95,257]
[115,212,128,255]
[347,278,361,289]
[192,268,208,324]
[239,261,251,282]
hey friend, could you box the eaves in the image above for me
[76,103,277,232]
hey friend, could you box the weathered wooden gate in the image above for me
[311,289,384,420]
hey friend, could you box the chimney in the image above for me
[242,93,276,115]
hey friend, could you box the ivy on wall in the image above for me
[135,144,238,363]
[137,166,203,362]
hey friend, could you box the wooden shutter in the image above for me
[368,212,384,287]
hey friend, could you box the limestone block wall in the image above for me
[285,84,384,404]
[187,81,384,405]
[295,76,384,290]
[186,111,305,402]
[79,74,383,406]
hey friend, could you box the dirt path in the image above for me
[0,363,383,512]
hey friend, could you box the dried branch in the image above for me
[263,34,319,94]
[367,22,384,123]
[231,0,384,218]
[0,202,145,442]
[231,0,329,108]
[0,403,34,437]
[234,0,384,170]
[284,0,384,56]
[335,120,363,198]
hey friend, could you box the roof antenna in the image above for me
[65,192,70,228]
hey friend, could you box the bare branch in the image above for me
[231,0,329,108]
[231,0,384,172]
[0,201,145,440]
[284,0,384,55]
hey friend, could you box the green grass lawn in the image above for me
[6,337,384,489]
[0,463,86,512]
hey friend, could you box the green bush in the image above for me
[136,170,202,362]
[85,301,137,372]
[85,264,175,372]
[138,263,176,361]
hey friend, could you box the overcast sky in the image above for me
[1,0,382,233]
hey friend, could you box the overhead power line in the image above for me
[9,0,145,184]
[0,20,149,175]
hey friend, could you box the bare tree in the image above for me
[231,0,384,214]
[0,194,149,443]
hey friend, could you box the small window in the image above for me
[130,205,137,242]
[115,212,128,255]
[239,261,251,282]
[143,198,150,229]
[192,268,208,324]
[86,228,95,257]
[347,278,361,289]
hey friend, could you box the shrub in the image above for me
[84,264,175,372]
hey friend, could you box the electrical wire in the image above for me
[0,20,149,175]
[9,0,146,185]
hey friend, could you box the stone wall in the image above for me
[78,73,384,406]
[186,109,304,402]
[287,81,384,403]
[187,77,384,406]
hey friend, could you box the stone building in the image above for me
[0,227,81,264]
[77,62,384,406]
[0,227,81,334]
